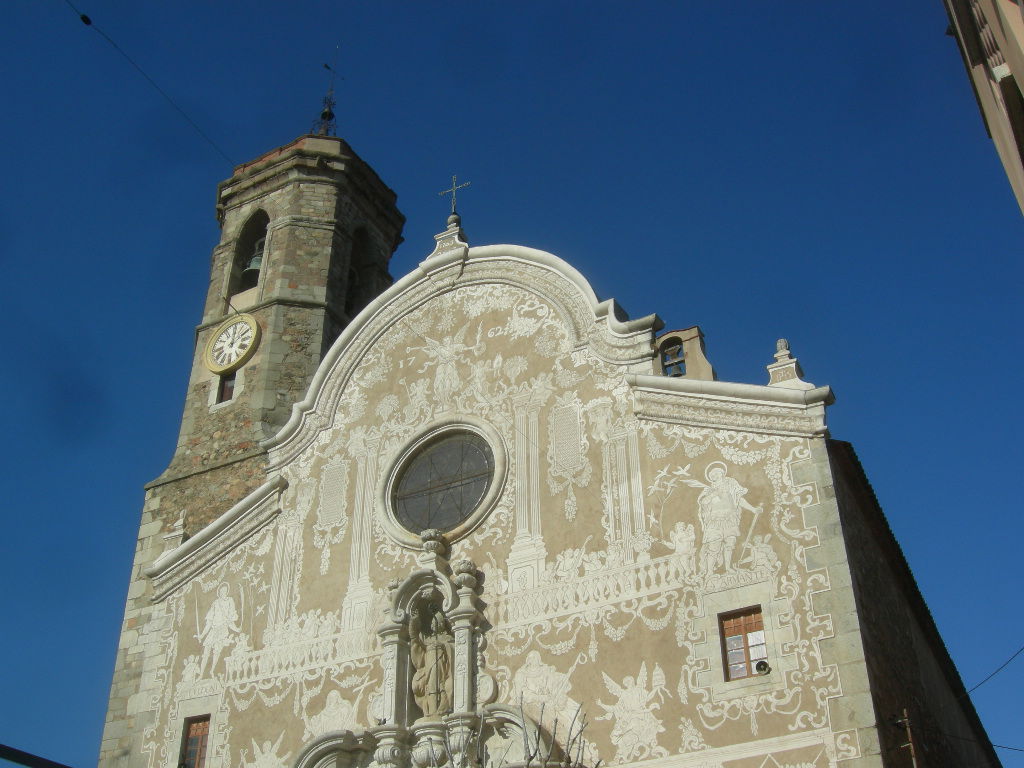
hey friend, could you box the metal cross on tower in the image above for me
[439,175,471,215]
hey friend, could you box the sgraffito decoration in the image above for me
[137,251,849,768]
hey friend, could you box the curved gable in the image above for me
[265,240,662,468]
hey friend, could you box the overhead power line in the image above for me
[0,743,75,768]
[62,0,235,165]
[966,641,1024,695]
[920,723,1024,755]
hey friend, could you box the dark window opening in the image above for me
[179,715,210,768]
[344,266,360,318]
[660,338,686,377]
[238,236,265,291]
[216,372,236,404]
[228,211,269,299]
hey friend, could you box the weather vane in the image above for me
[314,45,341,136]
[439,175,471,215]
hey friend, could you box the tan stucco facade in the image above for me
[101,140,997,768]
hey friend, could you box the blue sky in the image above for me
[2,2,1022,765]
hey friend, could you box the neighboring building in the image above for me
[100,132,999,768]
[944,0,1024,213]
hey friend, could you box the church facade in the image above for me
[100,135,998,768]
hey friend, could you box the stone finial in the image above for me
[425,213,469,261]
[420,529,448,556]
[766,338,814,390]
[416,529,451,570]
[452,558,479,590]
[162,513,187,551]
[425,175,472,262]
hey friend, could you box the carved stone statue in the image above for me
[409,600,454,717]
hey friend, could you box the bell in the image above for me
[242,253,262,277]
[239,254,262,291]
[239,241,263,290]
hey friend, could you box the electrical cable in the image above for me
[61,0,234,165]
[918,722,1024,754]
[965,641,1024,695]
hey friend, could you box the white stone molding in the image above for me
[207,364,246,411]
[630,375,833,438]
[375,416,510,550]
[691,580,797,703]
[291,705,547,768]
[166,692,228,768]
[613,727,834,768]
[263,244,664,469]
[765,339,815,391]
[376,549,487,731]
[292,729,375,768]
[145,476,287,602]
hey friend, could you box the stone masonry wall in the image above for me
[793,439,882,766]
[828,440,999,767]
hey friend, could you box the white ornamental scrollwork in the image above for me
[546,393,593,520]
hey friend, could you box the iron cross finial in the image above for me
[439,175,471,215]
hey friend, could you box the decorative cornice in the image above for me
[144,476,287,601]
[629,374,834,437]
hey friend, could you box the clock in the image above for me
[204,314,261,374]
[392,431,494,534]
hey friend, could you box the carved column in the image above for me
[507,393,547,590]
[378,619,414,727]
[601,423,647,565]
[369,724,411,768]
[267,515,301,629]
[343,434,380,630]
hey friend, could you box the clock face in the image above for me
[392,432,494,535]
[204,314,261,374]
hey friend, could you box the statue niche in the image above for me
[409,592,455,718]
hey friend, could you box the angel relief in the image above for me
[240,733,290,768]
[596,662,670,763]
[406,323,484,404]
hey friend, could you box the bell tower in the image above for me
[151,133,405,534]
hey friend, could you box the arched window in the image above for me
[228,210,269,298]
[658,336,686,377]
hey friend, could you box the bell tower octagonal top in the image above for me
[152,134,404,534]
[207,134,404,328]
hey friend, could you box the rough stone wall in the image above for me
[827,440,999,767]
[101,136,405,767]
[792,440,883,767]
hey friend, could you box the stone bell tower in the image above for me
[100,131,403,764]
[151,133,405,535]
